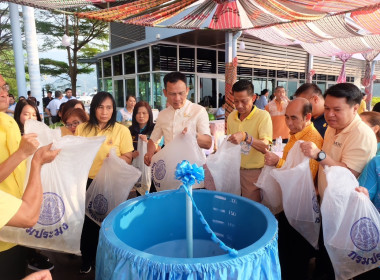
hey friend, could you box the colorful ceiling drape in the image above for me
[5,0,380,57]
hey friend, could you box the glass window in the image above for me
[97,79,103,91]
[187,74,195,103]
[104,78,113,94]
[103,57,112,77]
[289,72,299,79]
[97,60,102,78]
[217,79,225,107]
[179,47,195,72]
[237,67,252,76]
[317,82,326,94]
[125,78,136,98]
[316,74,327,81]
[138,74,150,102]
[254,69,267,77]
[277,71,288,78]
[287,81,298,98]
[218,51,225,74]
[328,75,336,81]
[114,79,124,107]
[238,77,252,81]
[152,73,166,110]
[152,45,177,72]
[253,78,267,95]
[199,77,217,107]
[267,79,276,95]
[268,70,276,77]
[113,54,122,76]
[137,47,150,73]
[300,72,306,79]
[124,51,135,75]
[197,49,216,73]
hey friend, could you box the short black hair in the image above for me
[47,91,52,94]
[260,89,269,96]
[163,72,187,88]
[324,83,362,106]
[65,88,72,93]
[373,102,380,113]
[294,83,322,97]
[232,79,254,96]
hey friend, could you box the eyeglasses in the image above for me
[65,121,81,128]
[1,84,10,93]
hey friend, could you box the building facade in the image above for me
[95,26,370,110]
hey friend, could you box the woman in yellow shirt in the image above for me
[75,91,134,273]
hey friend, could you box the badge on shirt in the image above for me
[240,141,251,155]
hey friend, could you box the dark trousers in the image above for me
[314,222,335,279]
[80,178,100,266]
[277,211,315,280]
[0,245,27,280]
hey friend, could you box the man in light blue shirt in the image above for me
[255,89,269,110]
[62,88,76,103]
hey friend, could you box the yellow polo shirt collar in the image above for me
[233,106,257,121]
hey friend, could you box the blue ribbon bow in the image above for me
[174,160,238,257]
[175,160,205,187]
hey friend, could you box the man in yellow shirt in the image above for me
[264,98,323,179]
[264,98,323,280]
[227,79,272,202]
[301,83,377,279]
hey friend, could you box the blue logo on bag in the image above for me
[350,217,379,251]
[37,192,65,226]
[154,160,166,181]
[93,194,108,215]
[312,194,320,214]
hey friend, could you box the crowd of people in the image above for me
[1,70,380,279]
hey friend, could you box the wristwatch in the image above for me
[316,150,326,162]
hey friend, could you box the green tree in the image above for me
[36,7,108,96]
[0,4,19,97]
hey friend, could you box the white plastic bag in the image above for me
[0,120,104,254]
[132,137,151,195]
[205,138,241,195]
[255,165,283,215]
[151,133,206,191]
[271,141,321,249]
[86,149,141,225]
[322,166,380,280]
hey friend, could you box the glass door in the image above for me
[125,77,136,102]
[287,80,298,98]
[113,78,124,108]
[197,74,224,108]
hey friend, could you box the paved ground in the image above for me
[25,250,95,280]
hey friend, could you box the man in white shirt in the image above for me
[144,72,212,166]
[62,88,76,103]
[45,91,63,123]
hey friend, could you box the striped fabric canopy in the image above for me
[6,0,380,57]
